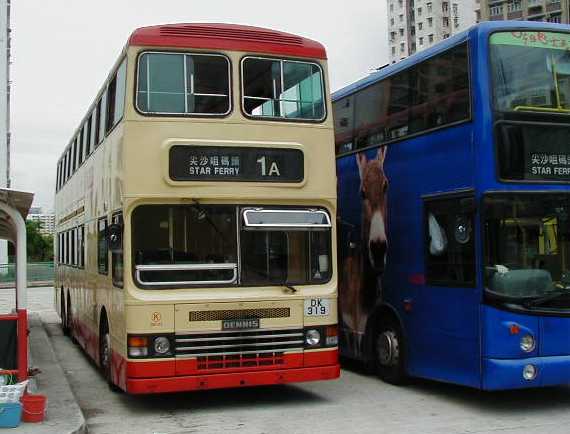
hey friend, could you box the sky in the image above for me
[10,1,389,211]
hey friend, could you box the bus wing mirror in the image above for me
[108,224,123,252]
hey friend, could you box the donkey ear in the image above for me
[377,147,387,165]
[356,152,367,181]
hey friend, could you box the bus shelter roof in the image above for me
[0,188,33,242]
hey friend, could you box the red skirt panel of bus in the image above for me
[126,363,340,394]
[122,349,339,394]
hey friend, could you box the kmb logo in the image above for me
[151,312,162,325]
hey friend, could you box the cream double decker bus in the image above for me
[54,23,339,394]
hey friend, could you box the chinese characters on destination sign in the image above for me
[521,125,570,181]
[169,145,304,182]
[530,153,570,177]
[492,31,570,51]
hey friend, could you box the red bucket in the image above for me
[21,394,47,423]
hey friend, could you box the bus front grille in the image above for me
[175,328,304,358]
[189,308,290,322]
[197,352,285,370]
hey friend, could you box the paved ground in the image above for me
[4,287,570,434]
[1,287,85,434]
[0,286,54,314]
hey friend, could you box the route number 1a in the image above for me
[257,156,281,177]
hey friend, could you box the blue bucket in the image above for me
[0,402,22,428]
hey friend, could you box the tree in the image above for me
[8,220,54,262]
[26,221,54,262]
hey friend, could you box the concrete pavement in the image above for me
[3,287,570,433]
[0,287,86,433]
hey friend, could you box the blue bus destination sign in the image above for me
[169,145,304,182]
[498,123,570,182]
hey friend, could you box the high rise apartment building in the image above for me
[477,0,569,24]
[388,0,477,63]
[27,207,56,236]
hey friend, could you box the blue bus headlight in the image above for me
[523,364,538,381]
[520,335,536,353]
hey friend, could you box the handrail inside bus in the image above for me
[513,105,570,114]
[135,263,238,286]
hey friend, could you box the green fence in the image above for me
[0,262,54,287]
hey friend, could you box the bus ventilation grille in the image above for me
[159,25,304,46]
[197,352,285,370]
[175,328,304,358]
[189,308,290,322]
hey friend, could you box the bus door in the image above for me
[406,193,481,387]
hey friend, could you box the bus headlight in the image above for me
[520,335,536,353]
[523,364,538,381]
[305,329,321,346]
[154,337,171,355]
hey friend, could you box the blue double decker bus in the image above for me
[334,21,570,390]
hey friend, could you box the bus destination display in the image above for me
[169,145,304,182]
[498,124,570,182]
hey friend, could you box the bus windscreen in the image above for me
[484,193,570,310]
[490,31,570,114]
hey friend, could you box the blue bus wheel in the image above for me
[374,321,407,385]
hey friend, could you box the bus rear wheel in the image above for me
[374,320,407,385]
[60,291,69,336]
[67,295,77,344]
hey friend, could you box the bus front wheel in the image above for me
[99,319,121,393]
[374,320,407,385]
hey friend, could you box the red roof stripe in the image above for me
[128,23,327,60]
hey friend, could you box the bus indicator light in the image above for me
[326,325,338,346]
[509,324,521,335]
[128,336,149,357]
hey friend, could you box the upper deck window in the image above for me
[136,52,230,116]
[242,57,325,121]
[334,42,470,155]
[491,31,570,114]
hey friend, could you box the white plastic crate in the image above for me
[0,381,28,404]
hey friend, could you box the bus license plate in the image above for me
[304,298,330,316]
[222,318,260,330]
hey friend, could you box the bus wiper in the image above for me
[191,200,226,240]
[280,279,297,294]
[525,290,570,308]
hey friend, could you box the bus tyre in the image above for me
[67,295,77,345]
[100,322,122,393]
[374,320,406,385]
[60,291,68,335]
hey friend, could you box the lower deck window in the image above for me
[241,229,330,285]
[132,205,332,288]
[425,197,475,286]
[132,205,237,286]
